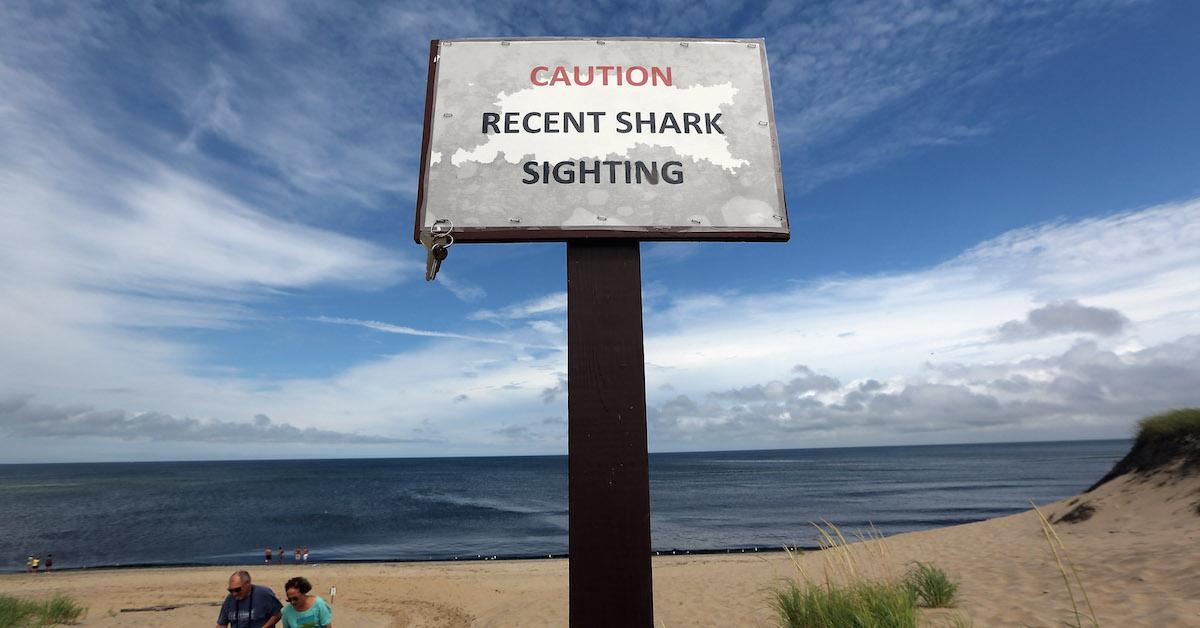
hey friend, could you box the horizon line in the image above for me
[0,435,1130,466]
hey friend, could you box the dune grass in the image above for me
[1031,503,1099,628]
[1135,408,1200,444]
[774,521,963,628]
[773,580,917,628]
[0,594,86,627]
[903,562,959,608]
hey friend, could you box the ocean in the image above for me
[0,439,1127,572]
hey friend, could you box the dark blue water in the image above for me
[0,440,1127,571]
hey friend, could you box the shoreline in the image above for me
[3,543,830,575]
[2,511,1043,575]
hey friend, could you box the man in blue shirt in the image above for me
[216,570,282,628]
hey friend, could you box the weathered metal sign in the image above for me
[414,38,788,242]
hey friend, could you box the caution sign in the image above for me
[414,38,788,242]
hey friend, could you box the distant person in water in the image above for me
[25,555,34,573]
[281,576,332,628]
[277,546,284,564]
[44,554,53,572]
[217,570,282,628]
[30,555,39,572]
[265,547,272,564]
[294,547,301,562]
[302,547,309,563]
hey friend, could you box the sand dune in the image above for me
[4,451,1198,626]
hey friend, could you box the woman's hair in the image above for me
[284,576,312,594]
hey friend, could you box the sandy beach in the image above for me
[3,464,1197,627]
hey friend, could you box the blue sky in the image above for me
[2,0,1199,462]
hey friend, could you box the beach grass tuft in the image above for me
[772,580,917,628]
[0,593,86,627]
[941,615,973,628]
[903,562,959,608]
[1135,408,1200,444]
[774,522,964,627]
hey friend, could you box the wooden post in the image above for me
[566,240,654,627]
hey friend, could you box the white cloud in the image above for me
[0,396,413,444]
[313,317,561,350]
[437,273,488,302]
[2,198,1197,460]
[197,200,1200,454]
[994,300,1129,342]
[470,292,568,321]
[640,199,1200,399]
[649,335,1200,450]
[0,52,409,448]
[529,320,564,336]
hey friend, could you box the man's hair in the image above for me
[284,576,312,594]
[231,570,252,584]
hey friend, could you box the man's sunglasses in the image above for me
[228,586,246,593]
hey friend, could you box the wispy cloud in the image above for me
[3,0,1142,215]
[470,292,568,322]
[754,0,1146,189]
[438,274,488,302]
[0,29,411,453]
[313,316,562,350]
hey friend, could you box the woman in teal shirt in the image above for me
[280,576,332,628]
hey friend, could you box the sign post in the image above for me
[566,241,653,625]
[414,38,788,626]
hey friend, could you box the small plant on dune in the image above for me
[1031,502,1099,628]
[941,614,973,628]
[0,593,86,627]
[903,562,959,608]
[773,579,917,628]
[39,595,85,625]
[774,522,923,628]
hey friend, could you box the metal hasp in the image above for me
[566,240,654,627]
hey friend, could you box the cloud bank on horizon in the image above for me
[1,0,1198,461]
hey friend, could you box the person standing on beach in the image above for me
[280,576,332,628]
[294,547,301,562]
[302,547,309,563]
[30,555,39,572]
[25,556,34,573]
[44,554,53,572]
[265,547,272,564]
[277,546,284,564]
[216,570,282,628]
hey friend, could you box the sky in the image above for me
[1,0,1199,463]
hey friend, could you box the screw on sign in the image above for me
[412,38,788,627]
